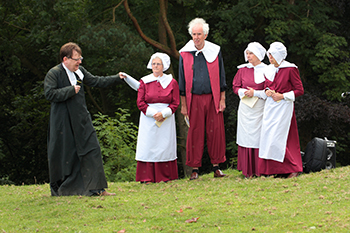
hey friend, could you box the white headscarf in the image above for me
[267,42,287,65]
[244,42,266,62]
[147,52,171,71]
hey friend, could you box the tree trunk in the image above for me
[157,0,191,177]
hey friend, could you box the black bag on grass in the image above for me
[302,137,327,173]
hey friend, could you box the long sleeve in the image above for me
[167,80,180,114]
[80,66,122,88]
[122,72,140,91]
[232,69,243,95]
[289,67,304,98]
[137,80,149,115]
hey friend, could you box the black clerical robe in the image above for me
[44,64,121,196]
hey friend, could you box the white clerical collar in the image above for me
[237,62,267,84]
[141,73,173,89]
[179,40,220,63]
[264,60,297,82]
[62,63,84,85]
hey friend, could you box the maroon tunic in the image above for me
[232,67,265,95]
[137,79,179,115]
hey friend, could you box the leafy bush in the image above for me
[93,109,138,182]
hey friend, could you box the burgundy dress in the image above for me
[258,66,304,175]
[135,77,180,183]
[232,66,265,177]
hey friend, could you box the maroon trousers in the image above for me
[186,94,226,167]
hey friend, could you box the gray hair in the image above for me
[188,18,209,36]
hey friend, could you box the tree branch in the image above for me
[4,21,31,32]
[159,0,179,59]
[122,0,179,59]
[113,0,126,23]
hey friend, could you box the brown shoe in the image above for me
[190,172,199,180]
[214,169,226,178]
[100,191,116,196]
[287,172,299,178]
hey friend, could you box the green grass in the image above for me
[1,167,350,232]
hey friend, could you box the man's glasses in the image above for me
[68,56,83,61]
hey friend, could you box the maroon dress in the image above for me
[135,77,180,183]
[258,66,304,175]
[232,66,265,177]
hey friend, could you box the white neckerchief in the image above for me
[62,63,84,85]
[141,73,173,89]
[179,40,220,63]
[237,62,267,84]
[264,60,298,82]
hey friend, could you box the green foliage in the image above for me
[93,109,138,182]
[0,81,50,185]
[311,34,350,100]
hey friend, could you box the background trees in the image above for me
[1,0,350,184]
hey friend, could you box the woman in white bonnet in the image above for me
[120,52,180,184]
[258,42,304,178]
[232,42,267,178]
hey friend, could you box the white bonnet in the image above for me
[147,52,171,71]
[244,42,266,62]
[267,42,287,65]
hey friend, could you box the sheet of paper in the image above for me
[241,96,259,108]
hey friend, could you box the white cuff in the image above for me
[254,90,267,100]
[121,72,140,91]
[161,107,172,118]
[283,91,295,101]
[238,88,247,99]
[145,107,158,117]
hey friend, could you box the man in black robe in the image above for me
[44,42,122,196]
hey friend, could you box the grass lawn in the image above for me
[1,166,350,232]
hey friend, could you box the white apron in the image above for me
[237,98,265,148]
[135,103,177,162]
[258,98,293,162]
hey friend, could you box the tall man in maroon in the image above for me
[179,18,227,180]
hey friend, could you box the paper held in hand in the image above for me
[241,96,259,108]
[184,116,190,127]
[155,118,167,127]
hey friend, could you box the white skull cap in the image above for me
[147,52,171,71]
[267,42,287,65]
[244,42,266,62]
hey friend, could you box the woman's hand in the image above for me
[271,92,284,102]
[153,112,165,122]
[265,89,273,97]
[244,87,254,97]
[119,72,126,79]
